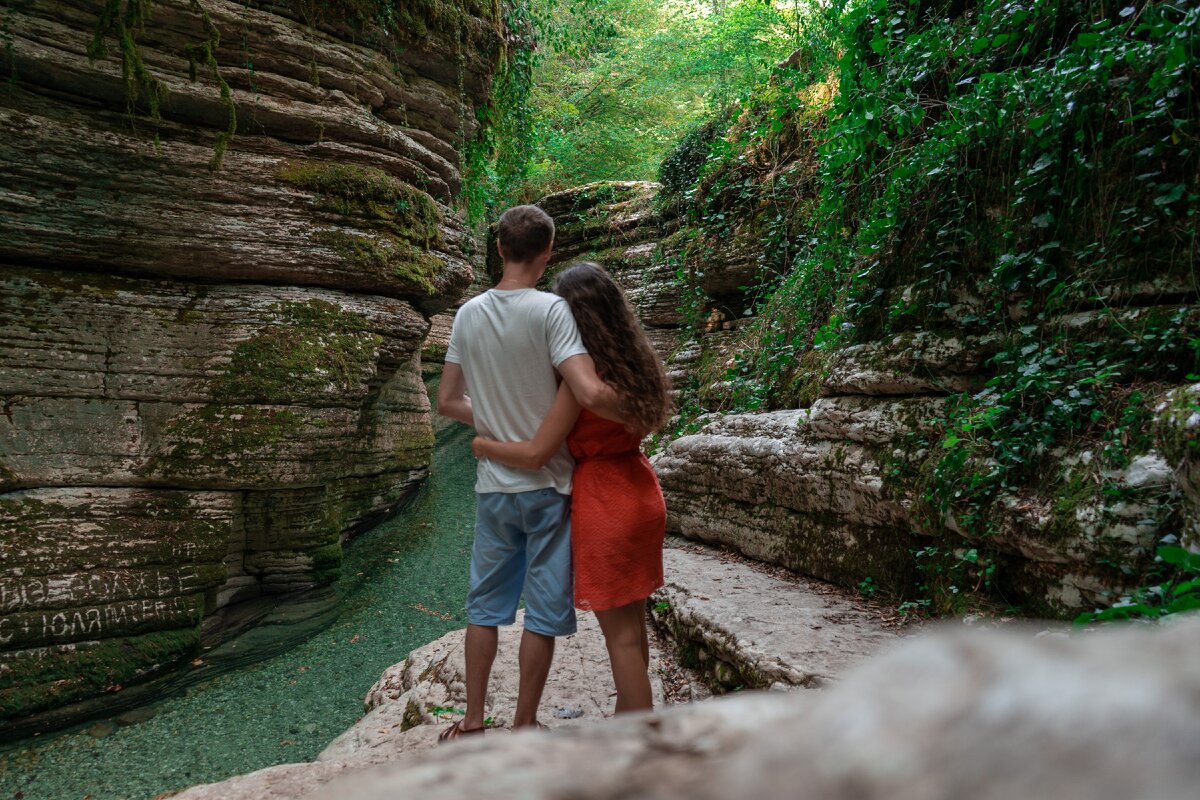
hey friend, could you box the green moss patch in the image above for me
[278,160,441,244]
[0,627,200,720]
[155,406,305,479]
[314,228,442,295]
[214,300,383,405]
[278,159,449,296]
[306,541,344,585]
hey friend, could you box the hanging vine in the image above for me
[88,0,237,169]
[184,0,236,171]
[88,0,167,124]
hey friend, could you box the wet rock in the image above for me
[86,721,117,739]
[114,707,157,727]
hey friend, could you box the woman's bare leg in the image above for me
[636,598,650,668]
[595,599,653,713]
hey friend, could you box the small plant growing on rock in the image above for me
[1077,540,1200,624]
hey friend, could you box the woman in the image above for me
[471,261,671,713]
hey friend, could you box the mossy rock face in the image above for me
[0,488,233,579]
[314,229,443,297]
[214,300,384,405]
[277,160,442,246]
[485,181,666,282]
[0,0,497,731]
[0,487,228,723]
[154,406,307,478]
[0,272,434,724]
[297,0,503,48]
[0,626,202,720]
[278,159,449,300]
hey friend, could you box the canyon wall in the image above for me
[0,0,503,728]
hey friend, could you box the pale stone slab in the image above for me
[655,396,1182,614]
[652,545,898,690]
[321,609,666,763]
[821,332,997,396]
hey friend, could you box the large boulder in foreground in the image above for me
[318,617,1200,799]
[173,613,1200,800]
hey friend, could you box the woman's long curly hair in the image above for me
[554,261,672,434]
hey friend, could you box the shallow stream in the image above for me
[0,405,477,800]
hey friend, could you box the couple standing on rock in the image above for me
[437,204,672,740]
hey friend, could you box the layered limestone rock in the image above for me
[0,0,503,726]
[654,390,1181,614]
[654,404,931,596]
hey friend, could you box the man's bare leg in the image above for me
[462,623,498,731]
[512,628,555,728]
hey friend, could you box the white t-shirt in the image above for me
[445,288,588,494]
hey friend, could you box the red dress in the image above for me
[568,409,666,612]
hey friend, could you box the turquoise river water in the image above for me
[0,407,478,800]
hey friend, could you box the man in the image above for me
[437,204,617,739]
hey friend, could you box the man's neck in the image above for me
[496,263,542,290]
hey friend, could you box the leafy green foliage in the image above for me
[659,118,724,197]
[1076,542,1200,623]
[518,0,812,199]
[908,544,1000,617]
[184,0,236,170]
[213,301,383,404]
[460,1,540,223]
[656,0,1198,614]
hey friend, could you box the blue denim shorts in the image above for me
[466,488,576,637]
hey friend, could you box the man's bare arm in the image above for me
[557,354,623,423]
[437,363,474,426]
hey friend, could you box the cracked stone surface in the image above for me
[651,543,899,690]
